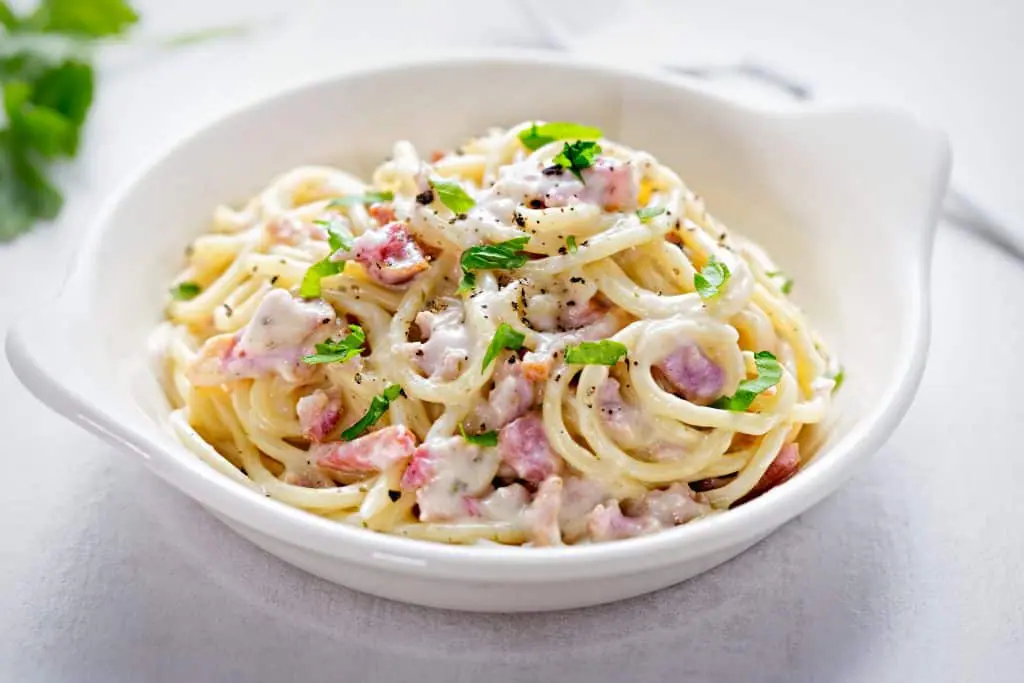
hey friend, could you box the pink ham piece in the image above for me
[498,412,561,484]
[187,290,336,386]
[545,157,640,212]
[314,425,417,475]
[524,476,564,546]
[741,443,801,503]
[406,303,471,380]
[596,378,647,445]
[296,389,342,442]
[332,221,427,286]
[400,436,501,522]
[264,216,328,246]
[586,501,660,542]
[474,356,535,431]
[623,483,709,526]
[655,342,725,405]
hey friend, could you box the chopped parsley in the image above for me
[170,281,201,300]
[831,366,845,393]
[428,177,475,214]
[637,206,666,222]
[518,121,603,151]
[553,140,601,184]
[326,191,394,208]
[766,270,794,295]
[341,384,402,441]
[299,226,351,298]
[712,351,782,411]
[460,425,498,447]
[566,235,578,253]
[302,324,365,365]
[694,259,731,300]
[457,236,530,293]
[482,322,525,370]
[564,340,628,366]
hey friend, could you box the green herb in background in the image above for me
[0,0,139,241]
[169,281,201,300]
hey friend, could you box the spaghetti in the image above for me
[152,121,840,546]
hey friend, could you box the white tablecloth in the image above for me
[2,1,1022,680]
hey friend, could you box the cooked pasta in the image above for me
[152,121,841,546]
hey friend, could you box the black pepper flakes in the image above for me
[270,275,279,285]
[416,189,434,205]
[223,304,233,317]
[387,490,401,502]
[528,199,543,209]
[513,213,526,227]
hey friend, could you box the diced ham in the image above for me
[498,412,561,484]
[368,203,396,226]
[315,425,417,475]
[478,484,530,522]
[521,350,554,382]
[596,378,646,445]
[655,342,725,405]
[187,290,336,386]
[264,216,328,246]
[405,302,471,380]
[586,501,659,542]
[742,443,801,502]
[558,476,608,542]
[623,483,709,526]
[473,356,535,431]
[524,476,564,546]
[400,436,501,522]
[545,157,639,212]
[332,221,427,286]
[296,389,342,442]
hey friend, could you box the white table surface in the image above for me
[2,1,1023,681]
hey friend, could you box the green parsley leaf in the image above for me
[765,270,794,295]
[553,140,601,183]
[458,236,530,293]
[169,281,201,300]
[341,384,402,441]
[482,322,525,370]
[518,121,603,151]
[302,324,366,365]
[299,259,344,298]
[459,425,498,447]
[326,191,394,208]
[564,340,628,366]
[637,206,666,222]
[23,0,139,37]
[0,2,17,28]
[831,366,845,393]
[428,178,475,214]
[0,132,63,240]
[326,225,351,253]
[694,259,731,300]
[566,235,578,254]
[712,351,782,411]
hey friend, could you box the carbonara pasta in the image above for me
[152,121,841,546]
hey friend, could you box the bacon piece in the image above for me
[623,483,709,526]
[520,350,553,382]
[406,302,471,380]
[558,477,608,542]
[545,157,639,212]
[400,436,501,522]
[498,412,561,484]
[596,378,647,445]
[741,443,801,503]
[333,221,428,286]
[296,389,342,442]
[264,216,328,245]
[586,501,659,541]
[187,290,335,386]
[474,356,535,431]
[524,476,563,546]
[655,342,725,405]
[314,425,417,475]
[368,203,396,226]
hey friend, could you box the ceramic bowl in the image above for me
[6,51,950,612]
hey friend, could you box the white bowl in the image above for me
[6,51,950,612]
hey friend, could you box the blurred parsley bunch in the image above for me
[1,0,138,241]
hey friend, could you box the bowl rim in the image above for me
[6,48,950,579]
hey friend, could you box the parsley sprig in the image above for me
[341,384,402,441]
[302,324,365,365]
[712,351,782,411]
[457,236,530,293]
[299,225,351,298]
[553,140,601,184]
[459,425,498,447]
[694,259,731,300]
[564,340,628,366]
[482,322,525,370]
[518,121,602,151]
